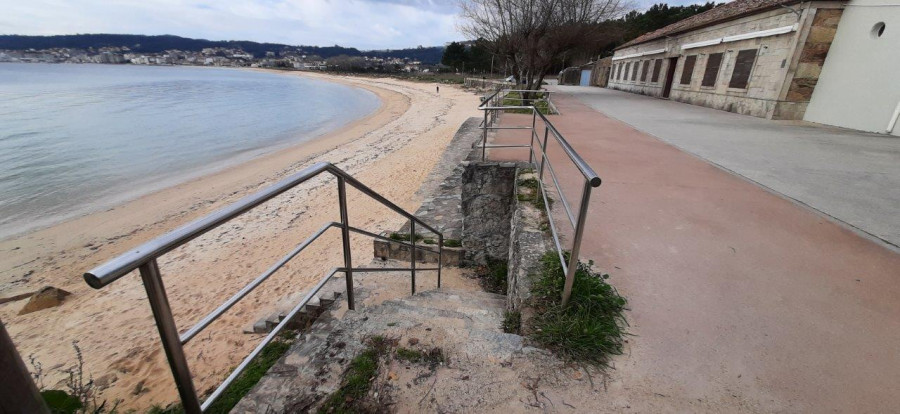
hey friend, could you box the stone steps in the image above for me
[243,291,342,334]
[234,287,524,413]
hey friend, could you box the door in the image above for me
[662,57,678,98]
[579,70,592,86]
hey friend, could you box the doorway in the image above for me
[662,57,678,98]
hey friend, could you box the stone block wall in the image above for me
[773,8,843,119]
[461,162,517,265]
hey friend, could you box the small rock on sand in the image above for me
[18,286,71,315]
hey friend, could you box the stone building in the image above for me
[608,0,846,120]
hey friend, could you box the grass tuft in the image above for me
[443,239,462,248]
[529,252,628,367]
[477,257,508,294]
[204,330,297,413]
[502,311,521,334]
[389,232,423,242]
[394,347,444,369]
[317,336,392,414]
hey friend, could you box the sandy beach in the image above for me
[0,71,478,410]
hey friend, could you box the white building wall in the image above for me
[804,0,900,136]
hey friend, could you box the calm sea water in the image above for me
[0,64,380,238]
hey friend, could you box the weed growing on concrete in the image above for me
[318,336,393,414]
[389,232,423,242]
[477,257,508,294]
[517,178,553,211]
[502,311,522,334]
[205,329,298,413]
[443,239,462,248]
[529,252,628,366]
[394,347,445,370]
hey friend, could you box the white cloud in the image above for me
[0,0,463,49]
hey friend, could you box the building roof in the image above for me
[618,0,803,49]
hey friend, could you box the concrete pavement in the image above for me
[557,85,900,251]
[488,93,900,412]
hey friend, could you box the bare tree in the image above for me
[458,0,632,93]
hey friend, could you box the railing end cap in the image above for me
[84,272,104,289]
[590,176,602,187]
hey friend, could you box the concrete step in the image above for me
[244,291,342,334]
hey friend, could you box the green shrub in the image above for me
[529,252,628,366]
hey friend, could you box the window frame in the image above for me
[680,55,697,86]
[651,59,663,83]
[728,49,758,90]
[701,52,724,88]
[640,60,650,83]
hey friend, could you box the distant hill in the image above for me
[0,34,445,64]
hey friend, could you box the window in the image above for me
[651,59,663,83]
[701,52,723,87]
[680,55,697,85]
[624,62,631,81]
[729,49,757,89]
[640,60,650,82]
[616,63,622,81]
[631,61,639,81]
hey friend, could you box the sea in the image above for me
[0,63,380,238]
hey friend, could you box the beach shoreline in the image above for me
[0,70,478,410]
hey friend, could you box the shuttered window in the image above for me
[729,49,757,89]
[680,55,697,85]
[651,59,663,83]
[631,61,639,81]
[701,52,723,87]
[639,60,649,82]
[624,62,631,81]
[616,63,622,80]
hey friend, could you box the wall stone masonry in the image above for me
[461,162,517,265]
[505,170,549,316]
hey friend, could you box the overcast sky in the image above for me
[0,0,714,50]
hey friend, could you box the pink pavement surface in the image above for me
[489,93,900,412]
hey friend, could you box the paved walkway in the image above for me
[557,85,900,250]
[489,92,900,412]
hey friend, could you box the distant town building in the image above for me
[606,0,899,136]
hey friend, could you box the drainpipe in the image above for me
[887,100,900,134]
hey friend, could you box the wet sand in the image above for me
[0,71,478,410]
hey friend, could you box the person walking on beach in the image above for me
[436,85,440,94]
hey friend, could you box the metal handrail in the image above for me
[83,161,443,413]
[477,88,600,306]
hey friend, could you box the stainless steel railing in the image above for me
[83,161,443,413]
[477,89,600,306]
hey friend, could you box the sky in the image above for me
[0,0,714,50]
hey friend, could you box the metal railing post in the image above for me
[410,220,416,295]
[437,234,443,288]
[539,126,550,180]
[337,177,355,310]
[529,109,537,164]
[561,182,594,306]
[482,109,488,161]
[138,259,201,414]
[0,318,50,414]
